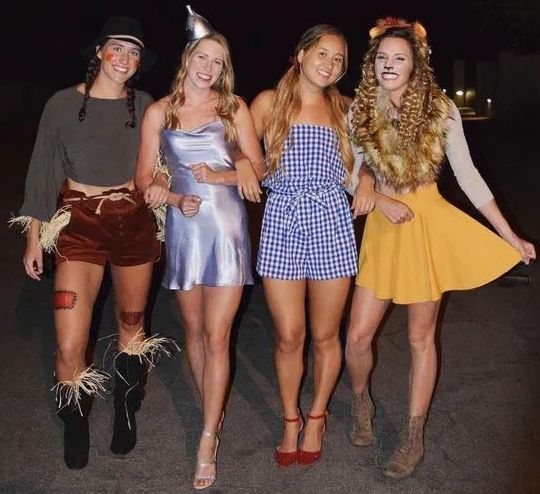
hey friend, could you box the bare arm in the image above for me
[351,165,376,217]
[351,165,415,224]
[234,98,265,180]
[249,89,275,140]
[135,99,170,208]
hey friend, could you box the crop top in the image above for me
[19,86,153,221]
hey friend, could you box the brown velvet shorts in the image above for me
[56,188,161,266]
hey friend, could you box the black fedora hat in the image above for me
[81,15,158,72]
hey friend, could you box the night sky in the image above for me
[1,0,528,103]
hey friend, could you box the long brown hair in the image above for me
[265,25,353,176]
[164,33,238,141]
[351,25,447,149]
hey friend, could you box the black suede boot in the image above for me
[57,389,92,469]
[53,366,109,469]
[110,353,146,455]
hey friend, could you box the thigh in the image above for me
[54,260,105,347]
[308,277,351,339]
[176,285,204,330]
[111,262,154,311]
[203,286,244,332]
[263,278,307,337]
[347,286,391,342]
[407,300,441,340]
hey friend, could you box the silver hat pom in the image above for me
[185,5,214,41]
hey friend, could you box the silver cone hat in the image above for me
[185,5,214,41]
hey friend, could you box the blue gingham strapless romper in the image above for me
[257,124,357,280]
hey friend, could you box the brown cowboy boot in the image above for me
[349,389,375,447]
[383,415,427,479]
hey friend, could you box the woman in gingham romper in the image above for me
[251,25,357,467]
[258,125,357,279]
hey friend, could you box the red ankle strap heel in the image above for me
[298,410,329,466]
[274,412,304,468]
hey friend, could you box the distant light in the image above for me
[487,98,492,103]
[456,90,464,96]
[442,88,447,93]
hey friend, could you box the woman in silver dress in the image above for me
[136,8,264,490]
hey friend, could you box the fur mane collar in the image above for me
[357,87,453,192]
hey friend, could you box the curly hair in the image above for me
[351,26,444,149]
[163,33,238,141]
[265,25,353,176]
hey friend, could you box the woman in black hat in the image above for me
[13,15,169,469]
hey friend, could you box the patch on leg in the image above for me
[120,310,144,327]
[54,290,77,310]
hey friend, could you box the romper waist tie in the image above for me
[63,192,136,215]
[270,183,340,255]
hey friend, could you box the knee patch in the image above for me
[120,310,144,326]
[54,290,77,310]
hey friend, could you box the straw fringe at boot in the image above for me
[110,329,178,454]
[51,366,109,469]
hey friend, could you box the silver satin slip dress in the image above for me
[160,119,254,290]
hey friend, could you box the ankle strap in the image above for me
[283,415,301,423]
[283,408,302,423]
[307,410,329,420]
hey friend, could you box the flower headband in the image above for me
[369,17,427,40]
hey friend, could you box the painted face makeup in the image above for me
[375,36,414,103]
[298,34,346,89]
[97,39,141,85]
[185,38,225,90]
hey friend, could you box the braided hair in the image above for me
[125,76,137,129]
[78,46,139,129]
[78,55,100,122]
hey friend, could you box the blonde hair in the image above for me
[265,25,353,176]
[164,33,238,141]
[351,25,446,149]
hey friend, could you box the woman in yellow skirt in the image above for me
[345,17,536,479]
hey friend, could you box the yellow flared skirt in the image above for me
[356,184,520,304]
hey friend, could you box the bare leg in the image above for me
[194,285,243,489]
[263,278,307,454]
[407,300,441,416]
[110,262,154,347]
[345,286,390,394]
[301,277,350,453]
[383,300,441,479]
[200,285,242,431]
[176,286,205,395]
[54,261,105,381]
